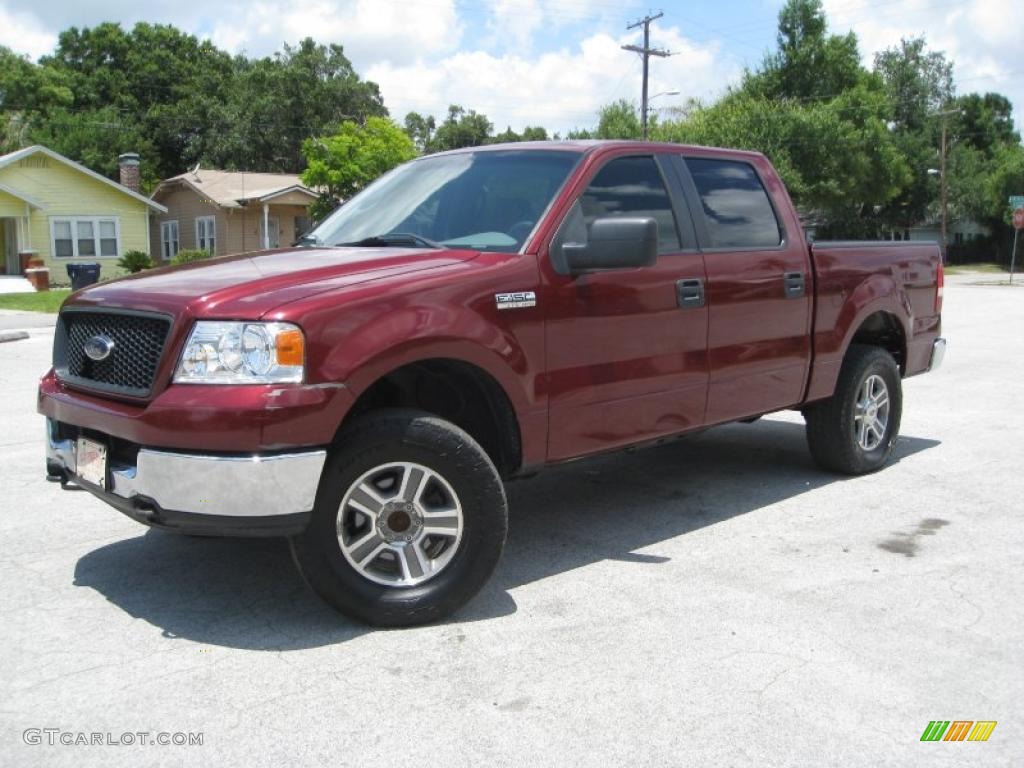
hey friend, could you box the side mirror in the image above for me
[562,217,658,273]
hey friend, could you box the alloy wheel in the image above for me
[337,462,464,587]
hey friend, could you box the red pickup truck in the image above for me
[40,141,945,626]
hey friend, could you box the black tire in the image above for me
[804,344,903,475]
[290,409,507,627]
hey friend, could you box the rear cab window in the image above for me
[684,158,783,249]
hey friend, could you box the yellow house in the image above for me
[0,145,166,282]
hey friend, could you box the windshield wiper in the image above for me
[336,232,443,249]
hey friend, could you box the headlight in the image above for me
[174,322,304,384]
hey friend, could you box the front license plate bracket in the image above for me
[75,437,107,489]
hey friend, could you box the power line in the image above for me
[622,11,673,140]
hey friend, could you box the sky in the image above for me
[1,0,1021,137]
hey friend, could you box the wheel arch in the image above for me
[806,274,913,402]
[338,353,526,478]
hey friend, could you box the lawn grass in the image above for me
[944,263,1010,275]
[0,289,71,313]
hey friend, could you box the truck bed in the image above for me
[805,240,943,402]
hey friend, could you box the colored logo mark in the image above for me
[920,721,997,742]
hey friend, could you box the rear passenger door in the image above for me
[542,153,709,460]
[671,155,813,423]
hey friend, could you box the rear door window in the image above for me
[685,158,782,249]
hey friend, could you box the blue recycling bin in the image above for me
[67,263,101,290]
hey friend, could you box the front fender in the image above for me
[314,299,546,465]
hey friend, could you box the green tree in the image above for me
[486,126,547,143]
[429,105,493,151]
[871,37,956,232]
[595,99,642,139]
[874,37,954,133]
[12,26,387,185]
[655,89,907,235]
[491,126,521,143]
[0,45,74,153]
[745,0,865,101]
[954,93,1019,154]
[27,106,159,187]
[403,112,436,152]
[40,23,237,181]
[216,38,386,172]
[301,116,416,218]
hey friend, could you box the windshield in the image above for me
[306,149,581,253]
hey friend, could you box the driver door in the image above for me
[541,153,709,461]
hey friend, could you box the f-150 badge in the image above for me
[495,291,537,310]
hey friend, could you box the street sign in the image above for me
[1009,195,1024,208]
[1015,208,1024,230]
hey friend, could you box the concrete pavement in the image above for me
[0,310,57,333]
[1,275,1021,767]
[0,277,35,294]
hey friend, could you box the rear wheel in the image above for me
[291,409,507,627]
[804,344,902,475]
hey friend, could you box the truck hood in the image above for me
[65,246,479,320]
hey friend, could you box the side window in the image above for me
[581,156,681,252]
[685,158,782,249]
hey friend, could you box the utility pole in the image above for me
[931,107,959,265]
[622,12,672,140]
[939,117,948,264]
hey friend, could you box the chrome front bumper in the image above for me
[929,338,947,371]
[46,419,326,520]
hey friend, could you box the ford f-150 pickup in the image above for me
[39,141,946,626]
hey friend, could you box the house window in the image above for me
[196,216,216,253]
[53,221,74,258]
[50,217,121,259]
[161,220,179,260]
[295,216,312,238]
[99,221,118,256]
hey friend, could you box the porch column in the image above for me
[262,203,270,249]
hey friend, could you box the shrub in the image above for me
[117,250,155,273]
[171,248,214,266]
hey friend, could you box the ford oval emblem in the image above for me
[83,334,115,362]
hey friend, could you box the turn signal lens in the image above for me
[275,328,305,367]
[935,261,944,315]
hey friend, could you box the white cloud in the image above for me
[209,0,462,66]
[0,4,57,59]
[367,25,739,134]
[821,0,1024,129]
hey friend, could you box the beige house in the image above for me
[150,169,318,260]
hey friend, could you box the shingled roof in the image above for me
[153,168,318,209]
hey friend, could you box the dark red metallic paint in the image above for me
[38,141,942,471]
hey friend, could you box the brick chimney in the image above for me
[118,152,140,193]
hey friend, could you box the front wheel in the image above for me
[804,344,903,475]
[290,409,508,627]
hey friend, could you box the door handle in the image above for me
[784,271,806,298]
[676,278,705,309]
